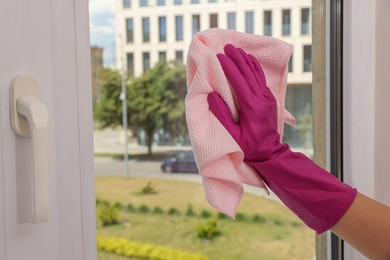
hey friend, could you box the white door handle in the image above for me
[10,75,49,223]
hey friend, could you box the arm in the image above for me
[332,192,390,259]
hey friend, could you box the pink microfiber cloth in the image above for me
[185,28,295,218]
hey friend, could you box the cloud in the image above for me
[89,0,116,66]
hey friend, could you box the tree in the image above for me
[128,61,186,156]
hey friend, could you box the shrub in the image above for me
[137,181,158,195]
[139,204,150,214]
[200,210,212,219]
[195,217,221,240]
[97,201,120,226]
[252,214,266,224]
[186,204,196,217]
[235,213,248,222]
[168,207,181,216]
[126,203,136,213]
[217,212,228,220]
[153,206,164,214]
[97,236,208,260]
[113,201,124,210]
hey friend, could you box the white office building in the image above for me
[115,0,313,148]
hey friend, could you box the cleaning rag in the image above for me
[185,28,295,217]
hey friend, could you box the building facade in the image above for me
[115,0,312,149]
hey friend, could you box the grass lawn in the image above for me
[95,176,315,260]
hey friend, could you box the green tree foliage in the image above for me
[94,62,187,156]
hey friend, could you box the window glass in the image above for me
[175,50,183,63]
[159,16,167,42]
[245,11,254,34]
[192,15,200,35]
[303,45,312,72]
[264,10,272,36]
[191,0,199,4]
[288,54,293,73]
[175,15,183,41]
[142,52,150,72]
[282,9,291,36]
[126,52,134,77]
[227,12,236,30]
[210,13,218,28]
[301,8,310,35]
[157,0,165,6]
[126,18,133,43]
[140,0,148,7]
[123,0,131,8]
[142,17,150,42]
[159,51,166,63]
[174,0,182,5]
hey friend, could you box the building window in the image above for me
[301,8,310,35]
[264,10,272,36]
[139,0,148,7]
[303,45,312,72]
[174,0,181,5]
[126,18,133,43]
[192,15,200,35]
[159,16,167,42]
[143,52,150,72]
[157,0,165,6]
[191,0,199,4]
[288,54,293,73]
[227,12,236,30]
[208,0,217,2]
[159,51,166,64]
[282,9,291,36]
[210,14,218,28]
[245,11,254,34]
[175,16,183,41]
[123,0,131,8]
[175,50,183,63]
[142,17,150,42]
[126,53,134,77]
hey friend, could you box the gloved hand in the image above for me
[208,44,357,234]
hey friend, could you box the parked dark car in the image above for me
[161,151,198,173]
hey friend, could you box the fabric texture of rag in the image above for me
[185,28,295,217]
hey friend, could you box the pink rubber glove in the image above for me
[208,44,357,234]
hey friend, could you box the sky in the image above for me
[89,0,116,67]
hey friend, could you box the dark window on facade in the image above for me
[142,17,150,42]
[140,0,148,7]
[126,18,133,43]
[175,15,183,41]
[282,9,291,36]
[157,0,165,6]
[123,0,131,8]
[175,50,183,63]
[227,12,236,30]
[174,0,182,5]
[159,16,167,42]
[245,11,254,34]
[126,53,134,77]
[210,14,218,28]
[303,45,312,72]
[264,10,272,36]
[191,0,199,4]
[143,52,150,72]
[159,51,166,64]
[288,54,293,73]
[301,8,310,35]
[192,15,200,35]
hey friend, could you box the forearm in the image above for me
[331,192,390,259]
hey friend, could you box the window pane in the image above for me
[143,52,150,72]
[159,51,166,63]
[139,0,148,7]
[175,15,183,41]
[174,0,182,5]
[303,45,312,72]
[157,0,165,6]
[210,13,218,28]
[142,17,150,42]
[301,8,310,35]
[264,10,272,36]
[227,12,236,30]
[208,0,217,2]
[126,52,134,77]
[159,16,167,42]
[282,9,291,36]
[126,18,133,43]
[245,11,254,34]
[191,0,199,4]
[175,50,183,63]
[192,15,200,35]
[288,54,293,72]
[123,0,131,8]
